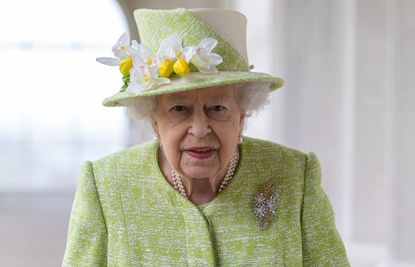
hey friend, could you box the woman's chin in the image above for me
[179,152,221,178]
[181,166,218,179]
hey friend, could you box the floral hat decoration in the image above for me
[97,8,284,107]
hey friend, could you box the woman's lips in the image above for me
[185,147,216,160]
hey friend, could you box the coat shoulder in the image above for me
[87,141,158,187]
[241,136,310,196]
[92,142,156,165]
[92,141,157,168]
[243,136,307,166]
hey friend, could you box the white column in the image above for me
[280,0,350,238]
[393,0,415,262]
[353,0,395,248]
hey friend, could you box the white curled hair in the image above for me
[124,83,271,133]
[234,82,271,118]
[123,97,157,134]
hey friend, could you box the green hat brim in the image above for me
[102,71,284,107]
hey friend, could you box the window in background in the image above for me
[0,0,127,191]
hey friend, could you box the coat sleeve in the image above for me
[62,161,108,267]
[301,152,350,266]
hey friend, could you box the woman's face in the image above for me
[153,85,245,179]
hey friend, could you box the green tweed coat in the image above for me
[62,136,349,266]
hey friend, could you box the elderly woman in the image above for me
[63,8,349,266]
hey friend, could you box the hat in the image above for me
[98,8,284,107]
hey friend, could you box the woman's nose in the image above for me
[188,109,212,137]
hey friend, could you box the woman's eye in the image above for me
[167,105,191,121]
[211,105,226,112]
[206,105,229,121]
[170,105,187,112]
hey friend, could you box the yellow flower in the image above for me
[119,57,133,76]
[173,58,190,76]
[158,59,175,78]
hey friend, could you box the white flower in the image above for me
[111,32,138,59]
[157,33,193,62]
[137,43,160,67]
[126,55,170,93]
[189,38,223,74]
[96,33,138,66]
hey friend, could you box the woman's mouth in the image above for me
[185,147,216,160]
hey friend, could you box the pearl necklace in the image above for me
[170,150,239,198]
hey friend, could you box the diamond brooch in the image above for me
[252,178,278,230]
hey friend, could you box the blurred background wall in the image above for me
[0,0,414,266]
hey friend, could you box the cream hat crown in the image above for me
[190,8,248,62]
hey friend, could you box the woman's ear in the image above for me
[151,118,159,138]
[239,112,246,129]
